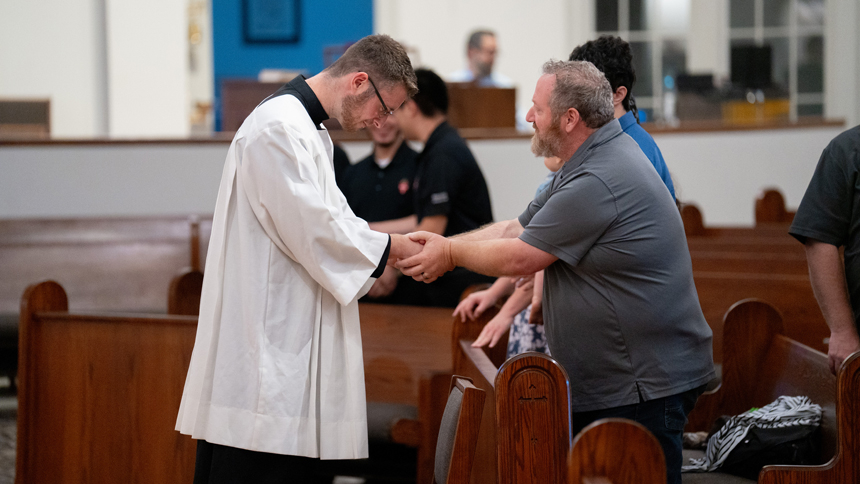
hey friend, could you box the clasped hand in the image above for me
[395,231,455,283]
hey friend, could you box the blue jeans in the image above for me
[570,385,705,484]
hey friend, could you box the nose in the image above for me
[373,117,386,129]
[525,107,535,123]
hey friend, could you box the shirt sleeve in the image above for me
[789,142,856,247]
[239,124,390,306]
[416,153,458,218]
[518,173,618,266]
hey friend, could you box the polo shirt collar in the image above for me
[559,118,624,175]
[265,75,329,128]
[618,110,637,131]
[421,121,453,157]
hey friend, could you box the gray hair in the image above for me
[542,60,614,129]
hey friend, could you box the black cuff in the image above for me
[371,236,391,279]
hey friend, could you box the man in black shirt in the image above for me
[340,117,418,298]
[790,125,860,374]
[377,68,495,307]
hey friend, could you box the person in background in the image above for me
[340,116,418,300]
[569,35,676,200]
[447,29,514,88]
[453,156,563,356]
[789,125,860,374]
[373,68,495,307]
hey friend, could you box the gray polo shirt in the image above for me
[518,119,715,412]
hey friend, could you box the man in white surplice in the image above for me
[176,35,421,482]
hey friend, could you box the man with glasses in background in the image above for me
[176,35,422,483]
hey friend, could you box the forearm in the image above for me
[369,215,417,235]
[498,282,533,318]
[452,219,524,242]
[449,238,549,277]
[806,240,857,335]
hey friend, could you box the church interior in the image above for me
[2,0,860,483]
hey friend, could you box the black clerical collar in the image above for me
[263,75,329,128]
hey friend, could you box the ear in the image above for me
[561,108,581,134]
[612,86,627,108]
[348,72,370,93]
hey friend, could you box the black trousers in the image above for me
[193,440,335,484]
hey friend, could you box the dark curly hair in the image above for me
[569,36,638,122]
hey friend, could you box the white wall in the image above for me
[0,0,108,137]
[0,0,190,138]
[106,0,189,137]
[0,125,845,225]
[374,0,594,123]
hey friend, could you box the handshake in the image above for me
[389,232,456,283]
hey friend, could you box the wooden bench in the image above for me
[693,272,826,363]
[16,280,197,483]
[174,275,462,484]
[451,300,571,484]
[683,299,860,483]
[568,418,666,484]
[16,280,460,483]
[0,215,209,314]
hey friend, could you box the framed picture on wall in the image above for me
[243,0,300,43]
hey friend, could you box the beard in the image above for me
[339,91,372,132]
[530,119,564,158]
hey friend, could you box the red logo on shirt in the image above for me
[399,179,410,195]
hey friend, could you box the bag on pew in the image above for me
[682,395,822,480]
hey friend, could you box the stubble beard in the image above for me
[339,91,372,132]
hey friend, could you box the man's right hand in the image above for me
[828,329,860,374]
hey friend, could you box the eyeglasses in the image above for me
[367,76,395,117]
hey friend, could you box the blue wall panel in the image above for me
[212,0,373,129]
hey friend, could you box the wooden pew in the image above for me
[166,272,457,484]
[16,280,197,483]
[0,215,210,313]
[568,418,666,484]
[684,299,860,483]
[755,188,795,225]
[19,279,459,484]
[452,301,571,484]
[693,272,827,363]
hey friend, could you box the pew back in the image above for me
[0,216,210,313]
[686,299,836,464]
[16,281,197,484]
[568,418,666,484]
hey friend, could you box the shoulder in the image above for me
[490,72,515,88]
[447,69,474,82]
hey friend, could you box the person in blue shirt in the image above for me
[569,36,676,200]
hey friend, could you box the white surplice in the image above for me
[175,94,389,459]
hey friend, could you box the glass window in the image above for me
[763,0,791,27]
[768,37,790,90]
[662,39,686,82]
[797,35,823,93]
[597,0,620,31]
[797,0,824,27]
[797,104,823,116]
[629,0,649,31]
[630,41,654,97]
[730,0,755,28]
